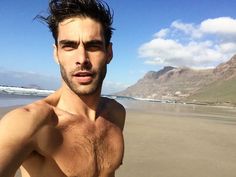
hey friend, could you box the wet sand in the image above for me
[1,102,236,177]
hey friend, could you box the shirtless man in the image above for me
[0,0,126,177]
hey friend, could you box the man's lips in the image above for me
[72,71,94,84]
[73,71,93,77]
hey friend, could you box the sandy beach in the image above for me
[117,106,236,177]
[1,102,236,177]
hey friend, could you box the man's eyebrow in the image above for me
[58,39,105,48]
[84,40,104,46]
[58,40,79,46]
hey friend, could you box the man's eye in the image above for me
[86,45,103,52]
[62,45,75,51]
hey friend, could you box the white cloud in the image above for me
[102,81,129,94]
[154,28,169,38]
[139,38,182,59]
[218,42,236,53]
[200,17,236,36]
[171,21,202,39]
[139,17,236,68]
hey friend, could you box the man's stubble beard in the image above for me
[60,64,107,96]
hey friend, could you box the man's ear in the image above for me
[53,44,59,64]
[106,43,113,64]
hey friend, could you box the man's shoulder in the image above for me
[102,97,126,130]
[0,100,50,124]
[102,97,125,113]
[1,105,31,122]
[6,89,61,117]
[11,100,47,113]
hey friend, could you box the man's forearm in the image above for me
[0,117,32,177]
[0,139,33,177]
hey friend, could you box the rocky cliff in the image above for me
[117,55,236,104]
[213,55,236,80]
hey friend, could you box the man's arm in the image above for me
[0,101,57,177]
[0,108,35,177]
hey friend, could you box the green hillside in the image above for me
[186,77,236,105]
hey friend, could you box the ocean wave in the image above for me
[0,86,54,97]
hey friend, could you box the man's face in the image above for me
[54,17,112,95]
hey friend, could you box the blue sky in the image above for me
[1,0,236,93]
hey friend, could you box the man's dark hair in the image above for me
[37,0,114,46]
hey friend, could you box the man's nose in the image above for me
[75,46,89,66]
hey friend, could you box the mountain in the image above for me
[186,55,236,105]
[213,55,236,79]
[0,70,60,90]
[117,55,236,105]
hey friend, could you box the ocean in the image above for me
[0,86,235,119]
[1,92,236,119]
[0,93,43,107]
[0,86,135,108]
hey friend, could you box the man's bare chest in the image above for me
[50,117,124,177]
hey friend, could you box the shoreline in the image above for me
[1,91,236,109]
[182,100,236,108]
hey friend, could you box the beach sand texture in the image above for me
[0,102,236,177]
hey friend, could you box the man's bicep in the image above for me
[0,108,31,143]
[0,109,34,177]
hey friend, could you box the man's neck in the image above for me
[56,84,102,121]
